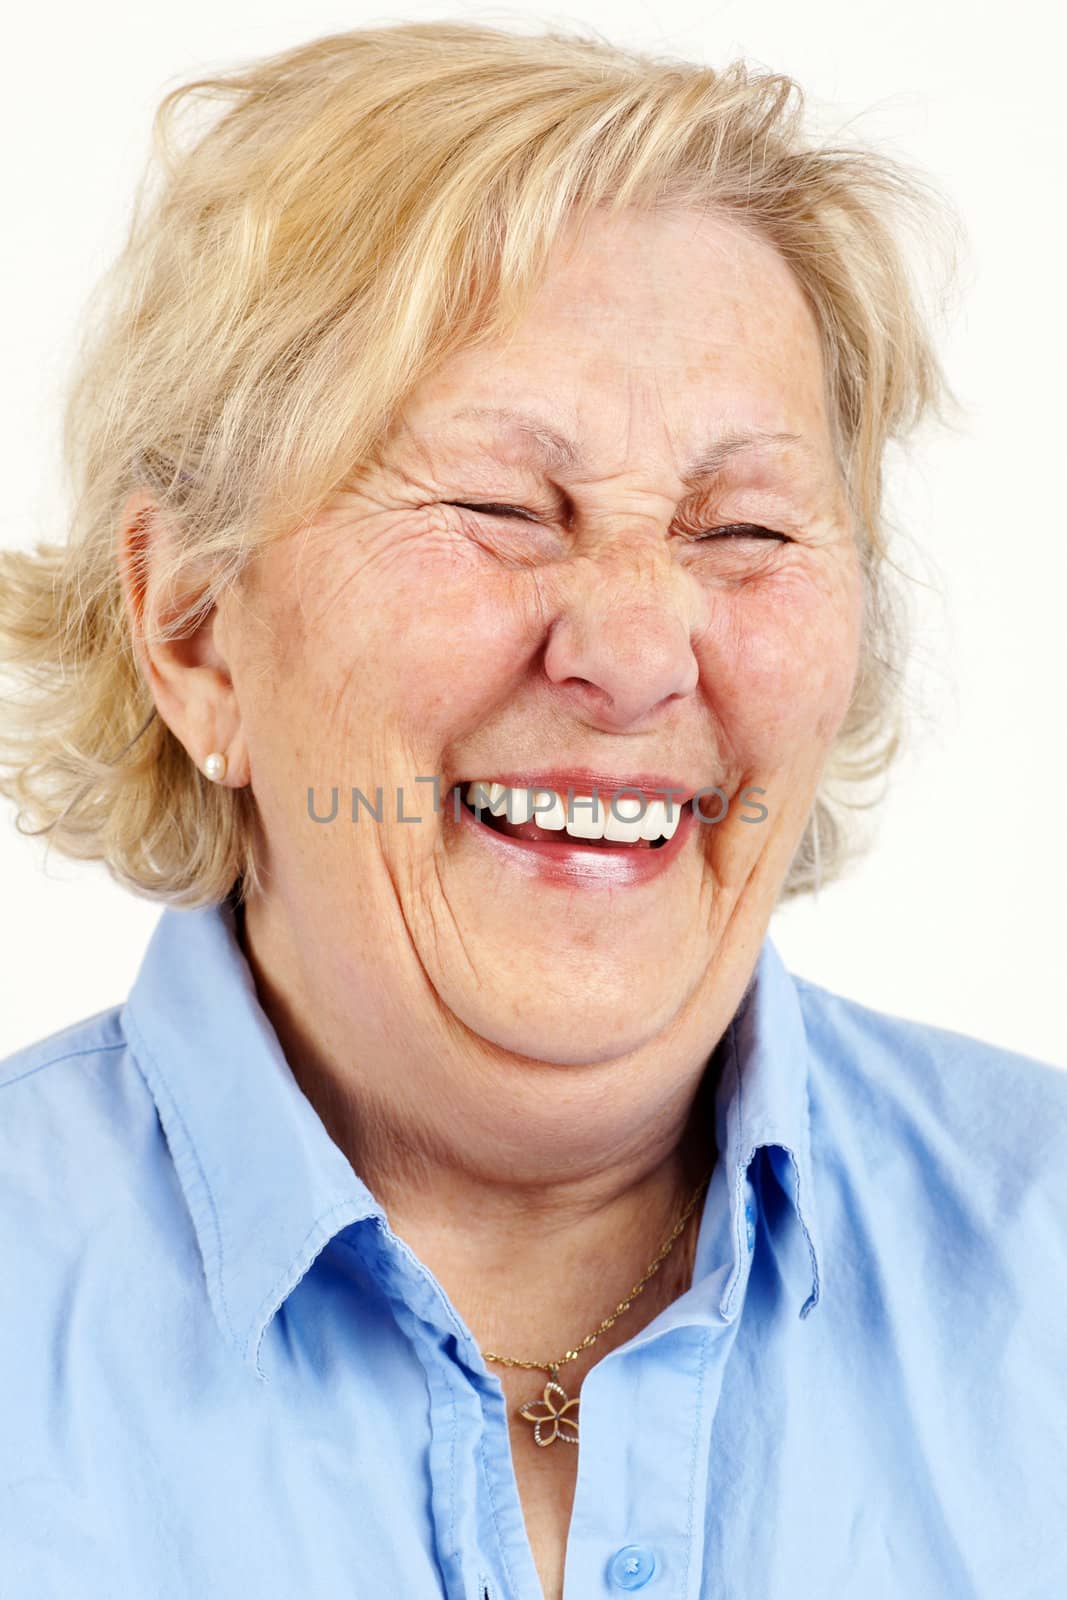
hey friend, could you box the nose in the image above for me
[541,537,708,731]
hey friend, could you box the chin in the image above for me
[458,979,689,1069]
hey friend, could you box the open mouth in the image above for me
[454,782,691,853]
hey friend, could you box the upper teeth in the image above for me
[463,781,685,843]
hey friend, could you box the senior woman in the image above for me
[1,20,1064,1600]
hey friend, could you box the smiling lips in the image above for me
[460,780,691,851]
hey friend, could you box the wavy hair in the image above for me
[0,19,959,907]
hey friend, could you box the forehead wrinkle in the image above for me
[442,404,812,485]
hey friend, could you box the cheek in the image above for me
[703,563,862,763]
[311,516,537,736]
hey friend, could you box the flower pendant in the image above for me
[518,1366,580,1448]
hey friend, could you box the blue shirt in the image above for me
[3,893,1065,1600]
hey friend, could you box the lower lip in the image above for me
[452,790,697,886]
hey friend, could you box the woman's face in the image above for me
[217,205,862,1067]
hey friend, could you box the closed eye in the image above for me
[688,523,788,541]
[445,501,538,520]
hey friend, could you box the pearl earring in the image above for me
[203,751,228,783]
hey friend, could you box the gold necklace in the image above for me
[482,1164,713,1448]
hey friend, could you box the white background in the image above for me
[1,1,1064,1065]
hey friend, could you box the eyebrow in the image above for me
[446,405,808,482]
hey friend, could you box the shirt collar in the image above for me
[123,891,383,1382]
[122,892,821,1382]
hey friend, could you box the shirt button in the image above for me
[744,1198,757,1251]
[608,1545,657,1589]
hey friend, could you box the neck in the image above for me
[234,890,727,1365]
[488,1181,707,1414]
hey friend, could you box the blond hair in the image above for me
[0,20,959,907]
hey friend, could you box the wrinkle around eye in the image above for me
[316,502,493,587]
[434,499,566,562]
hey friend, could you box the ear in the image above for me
[115,489,250,787]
